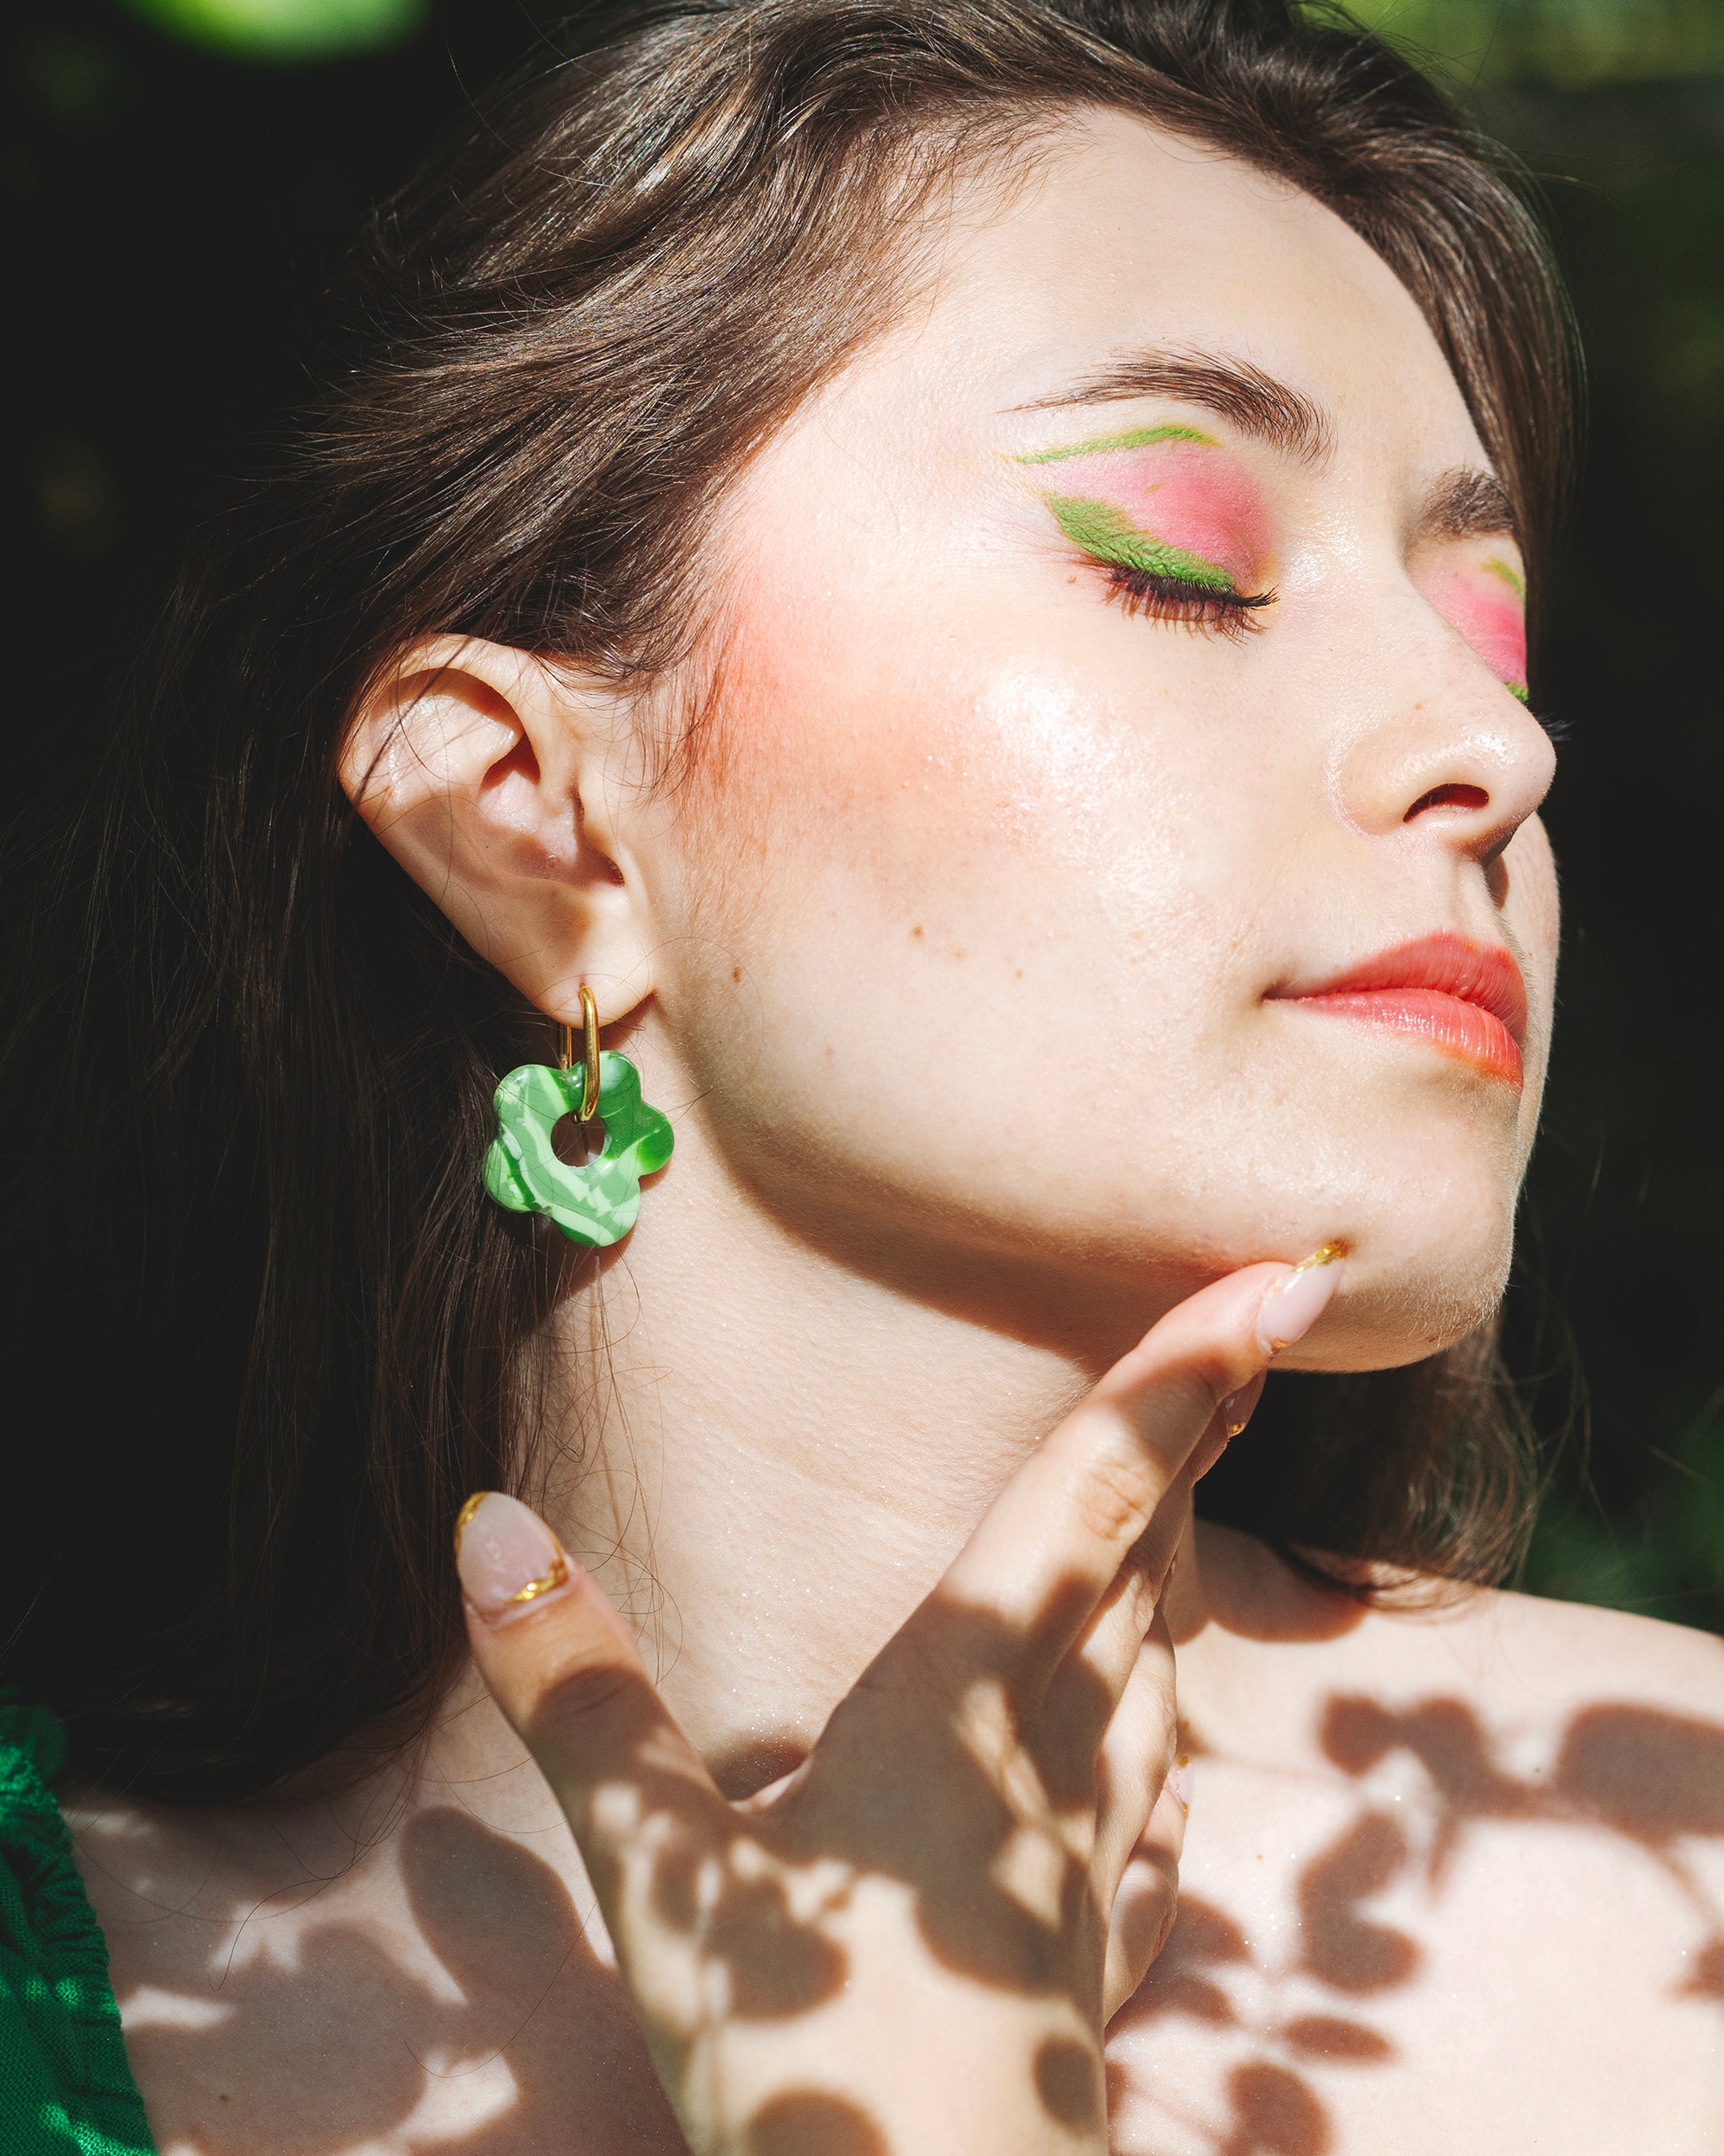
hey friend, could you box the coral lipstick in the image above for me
[1273,930,1526,1086]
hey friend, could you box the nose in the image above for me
[1334,671,1557,870]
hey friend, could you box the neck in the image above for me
[519,1126,1209,1794]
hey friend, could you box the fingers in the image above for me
[1056,1365,1265,1747]
[1101,1761,1190,2024]
[938,1249,1343,1688]
[455,1492,726,1864]
[1098,1614,1191,2026]
[1088,1606,1177,1892]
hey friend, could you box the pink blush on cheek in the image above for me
[1075,445,1270,588]
[1428,570,1527,689]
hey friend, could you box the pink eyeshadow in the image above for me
[1068,442,1270,588]
[1429,569,1527,689]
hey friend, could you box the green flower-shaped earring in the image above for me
[482,987,673,1248]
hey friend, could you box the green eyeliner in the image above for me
[1044,493,1239,594]
[1482,555,1526,598]
[1013,422,1216,465]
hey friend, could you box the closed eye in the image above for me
[1105,564,1275,639]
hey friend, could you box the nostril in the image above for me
[1405,782,1489,821]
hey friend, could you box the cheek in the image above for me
[1427,573,1527,687]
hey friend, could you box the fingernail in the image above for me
[1168,1753,1194,1813]
[454,1491,574,1617]
[1218,1387,1255,1440]
[1254,1241,1347,1357]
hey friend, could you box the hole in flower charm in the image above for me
[483,1051,674,1248]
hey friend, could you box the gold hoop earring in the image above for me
[558,983,602,1123]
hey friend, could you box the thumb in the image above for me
[454,1491,724,1866]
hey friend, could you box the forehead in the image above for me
[839,106,1487,476]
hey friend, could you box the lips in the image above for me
[1270,930,1527,1086]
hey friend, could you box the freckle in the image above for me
[731,967,742,983]
[1015,969,1024,979]
[911,925,924,939]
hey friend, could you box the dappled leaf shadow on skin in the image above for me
[113,1803,688,2156]
[1111,1693,1724,2156]
[1221,2063,1331,2156]
[103,1576,1142,2153]
[1323,1694,1724,1919]
[1035,2035,1107,2134]
[105,1642,1724,2155]
[1296,1813,1418,1994]
[532,1576,1132,2103]
[742,2090,889,2156]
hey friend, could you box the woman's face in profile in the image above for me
[645,108,1557,1370]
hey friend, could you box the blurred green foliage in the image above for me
[1475,59,1724,1625]
[1348,1,1724,1625]
[6,0,1723,1627]
[1346,0,1724,84]
[121,0,423,60]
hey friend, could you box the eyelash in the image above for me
[1104,565,1275,640]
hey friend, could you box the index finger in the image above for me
[936,1247,1344,1672]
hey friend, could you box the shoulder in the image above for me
[1376,1576,1724,1716]
[1196,1524,1724,1822]
[1334,1578,1724,1848]
[1134,1557,1724,2153]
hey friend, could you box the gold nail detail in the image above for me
[1267,1240,1347,1352]
[453,1491,491,1553]
[508,1550,571,1604]
[454,1491,572,1604]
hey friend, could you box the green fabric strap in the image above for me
[0,1704,154,2155]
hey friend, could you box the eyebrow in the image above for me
[1417,466,1518,546]
[1015,347,1520,551]
[1015,347,1334,465]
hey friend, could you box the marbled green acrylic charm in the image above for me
[483,1050,673,1248]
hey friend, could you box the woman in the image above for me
[6,0,1723,2149]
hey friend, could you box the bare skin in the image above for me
[63,111,1724,2151]
[70,1530,1724,2154]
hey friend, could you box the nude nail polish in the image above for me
[1254,1241,1346,1357]
[454,1491,573,1616]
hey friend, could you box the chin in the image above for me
[1277,1189,1516,1375]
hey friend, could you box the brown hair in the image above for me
[2,0,1572,1800]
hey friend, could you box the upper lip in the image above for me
[1273,930,1528,1046]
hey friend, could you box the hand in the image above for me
[456,1251,1341,2156]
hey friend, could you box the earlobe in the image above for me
[338,635,656,1025]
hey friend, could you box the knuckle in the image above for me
[1150,1878,1182,1964]
[1169,1358,1237,1424]
[530,1649,641,1743]
[1074,1444,1154,1548]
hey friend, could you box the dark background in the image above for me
[7,0,1722,1623]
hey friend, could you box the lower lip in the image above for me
[1285,988,1524,1086]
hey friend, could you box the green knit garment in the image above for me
[0,1703,154,2154]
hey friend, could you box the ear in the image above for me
[338,636,656,1027]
